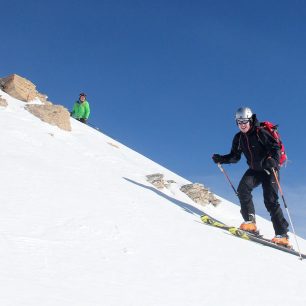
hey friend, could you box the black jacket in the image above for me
[222,116,281,171]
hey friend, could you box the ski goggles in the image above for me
[236,119,251,125]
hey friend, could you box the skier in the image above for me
[212,107,290,246]
[70,92,90,124]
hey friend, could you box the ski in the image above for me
[200,213,306,259]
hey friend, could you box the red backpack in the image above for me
[257,121,287,167]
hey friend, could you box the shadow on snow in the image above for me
[123,177,204,217]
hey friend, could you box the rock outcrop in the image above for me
[0,74,48,103]
[146,173,176,189]
[1,74,71,131]
[25,104,71,131]
[0,96,7,107]
[180,183,220,206]
[146,173,220,206]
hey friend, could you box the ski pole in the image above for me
[217,163,239,196]
[271,168,303,260]
[87,122,100,131]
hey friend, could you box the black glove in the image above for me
[212,154,225,164]
[80,118,87,124]
[263,157,278,169]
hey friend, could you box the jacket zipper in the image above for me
[244,134,254,169]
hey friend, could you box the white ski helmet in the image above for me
[235,107,253,121]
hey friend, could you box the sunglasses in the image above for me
[237,119,250,125]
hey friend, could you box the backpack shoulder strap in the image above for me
[256,126,264,145]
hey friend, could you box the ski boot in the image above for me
[239,221,258,234]
[271,234,291,248]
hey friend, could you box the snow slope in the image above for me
[0,90,305,306]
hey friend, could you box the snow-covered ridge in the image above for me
[0,90,305,306]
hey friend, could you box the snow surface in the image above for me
[0,90,305,306]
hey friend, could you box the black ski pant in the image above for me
[77,118,87,124]
[237,168,289,236]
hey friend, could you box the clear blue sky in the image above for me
[1,0,306,237]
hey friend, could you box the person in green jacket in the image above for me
[70,92,90,124]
